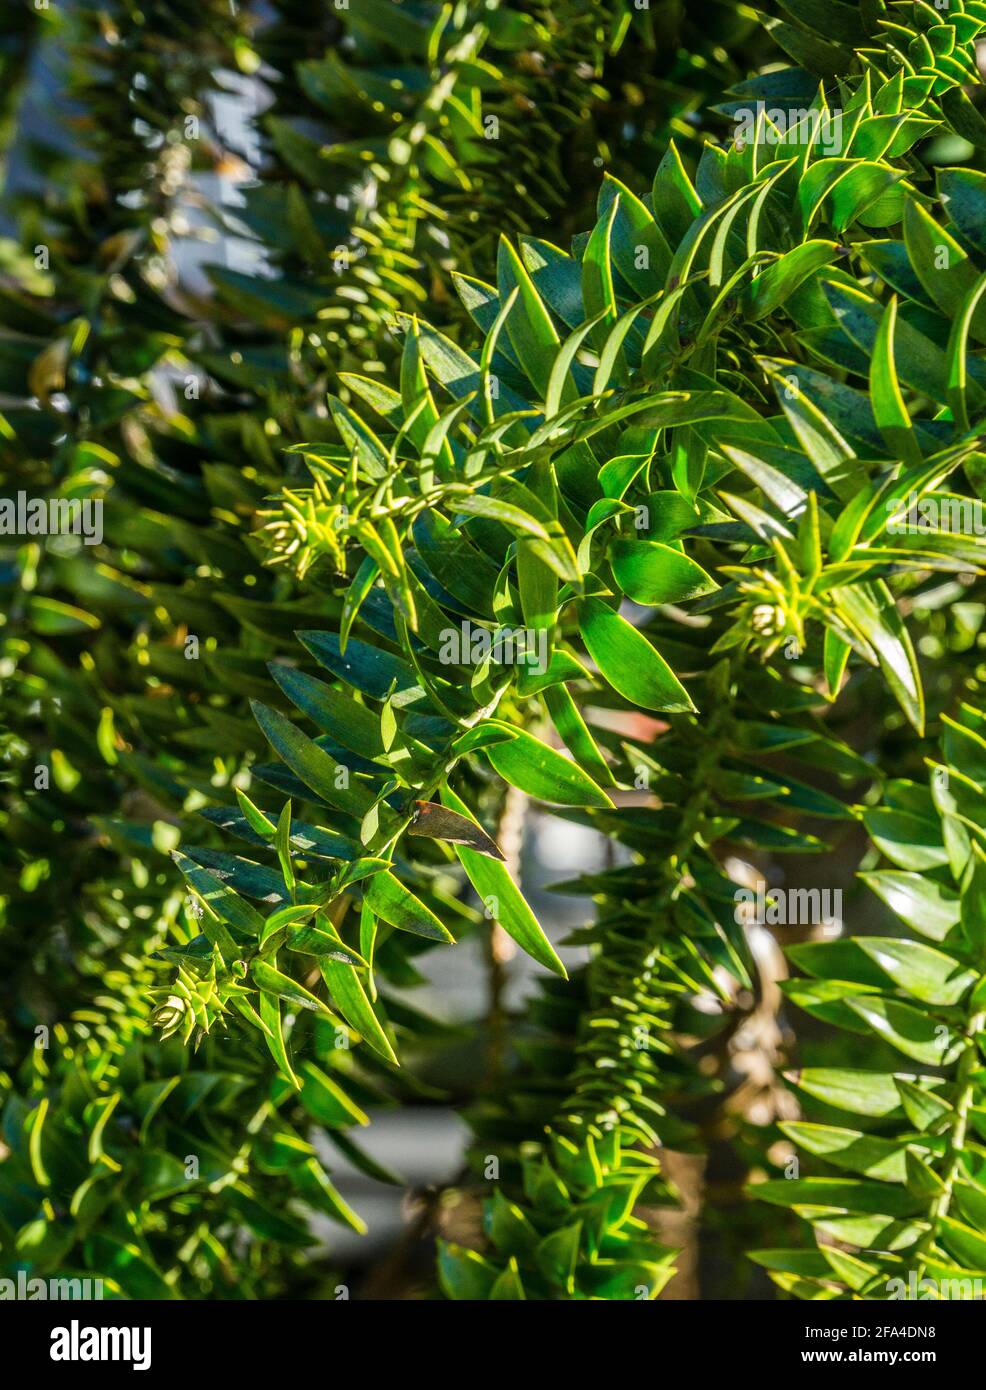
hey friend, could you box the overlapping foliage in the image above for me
[757,708,986,1299]
[1,0,985,1300]
[0,0,757,1296]
[168,0,986,1298]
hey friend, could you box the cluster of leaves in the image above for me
[239,0,986,1296]
[0,0,760,1296]
[756,707,986,1299]
[0,0,257,1048]
[436,659,876,1298]
[207,0,766,391]
[0,0,760,1032]
[2,0,985,1301]
[0,896,382,1299]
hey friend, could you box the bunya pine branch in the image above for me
[201,0,986,1295]
[755,704,986,1300]
[3,0,985,1300]
[0,0,754,1293]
